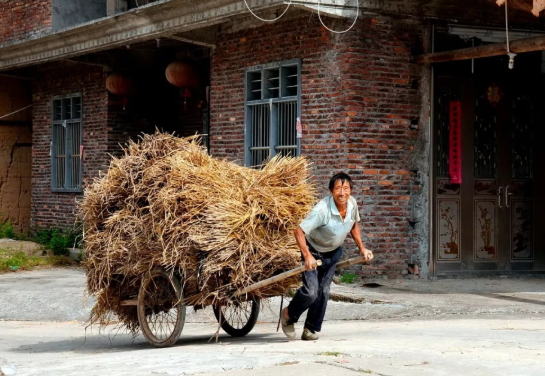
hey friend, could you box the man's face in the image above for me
[330,179,351,206]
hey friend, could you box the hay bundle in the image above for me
[80,131,316,330]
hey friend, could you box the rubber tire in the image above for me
[213,299,260,337]
[137,267,186,347]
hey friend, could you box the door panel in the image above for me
[434,76,541,274]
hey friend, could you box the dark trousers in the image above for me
[286,242,343,332]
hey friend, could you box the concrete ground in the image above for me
[1,317,544,376]
[1,268,545,375]
[1,267,544,322]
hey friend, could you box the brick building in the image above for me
[0,0,544,277]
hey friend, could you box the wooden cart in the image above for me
[121,255,369,347]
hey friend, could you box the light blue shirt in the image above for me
[299,195,360,253]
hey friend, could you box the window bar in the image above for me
[292,102,295,153]
[286,102,290,157]
[253,106,257,166]
[284,102,293,156]
[258,105,262,165]
[285,102,288,156]
[262,104,265,165]
[78,123,81,187]
[252,106,256,166]
[264,104,268,164]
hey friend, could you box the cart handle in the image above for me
[231,259,322,298]
[232,254,372,298]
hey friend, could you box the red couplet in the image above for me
[449,101,462,185]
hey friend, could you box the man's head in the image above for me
[329,172,353,207]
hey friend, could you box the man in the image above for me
[281,172,373,340]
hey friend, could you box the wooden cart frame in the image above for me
[121,255,369,347]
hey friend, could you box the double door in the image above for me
[434,77,544,273]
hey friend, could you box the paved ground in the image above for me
[1,317,544,376]
[1,268,545,376]
[1,268,544,322]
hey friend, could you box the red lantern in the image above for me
[165,61,200,88]
[105,72,135,96]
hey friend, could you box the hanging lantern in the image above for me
[106,73,135,110]
[105,72,135,96]
[165,61,200,88]
[166,61,200,111]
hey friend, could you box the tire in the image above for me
[213,299,260,337]
[137,267,186,347]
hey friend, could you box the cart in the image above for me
[120,255,369,347]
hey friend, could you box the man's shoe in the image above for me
[301,328,319,341]
[281,308,296,339]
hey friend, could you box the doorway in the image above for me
[432,49,545,274]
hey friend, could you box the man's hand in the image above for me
[304,252,317,271]
[360,248,373,261]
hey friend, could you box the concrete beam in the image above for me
[0,0,286,72]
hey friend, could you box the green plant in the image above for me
[49,230,68,256]
[0,221,16,239]
[4,251,28,270]
[340,272,357,284]
[34,228,54,246]
[0,248,75,273]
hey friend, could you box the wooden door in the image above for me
[434,76,541,274]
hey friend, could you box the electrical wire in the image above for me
[318,0,359,34]
[504,0,516,69]
[0,104,32,120]
[505,0,510,53]
[244,0,292,22]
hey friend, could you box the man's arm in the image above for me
[294,226,317,271]
[350,222,373,261]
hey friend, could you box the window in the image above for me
[51,94,83,192]
[244,59,301,167]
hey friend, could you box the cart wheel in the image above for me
[138,267,186,347]
[213,299,260,337]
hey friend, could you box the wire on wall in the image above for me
[0,104,32,120]
[244,0,292,22]
[318,0,359,34]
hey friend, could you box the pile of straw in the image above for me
[80,131,315,330]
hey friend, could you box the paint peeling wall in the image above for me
[0,127,32,233]
[0,77,32,233]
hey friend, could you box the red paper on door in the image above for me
[449,101,462,185]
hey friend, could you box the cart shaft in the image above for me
[232,255,370,298]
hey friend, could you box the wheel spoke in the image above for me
[218,300,258,333]
[141,273,182,342]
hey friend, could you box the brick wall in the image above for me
[31,62,205,228]
[0,0,52,46]
[32,62,108,229]
[210,16,423,277]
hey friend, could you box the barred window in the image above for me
[51,94,83,192]
[244,59,301,167]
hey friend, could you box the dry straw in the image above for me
[80,131,316,331]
